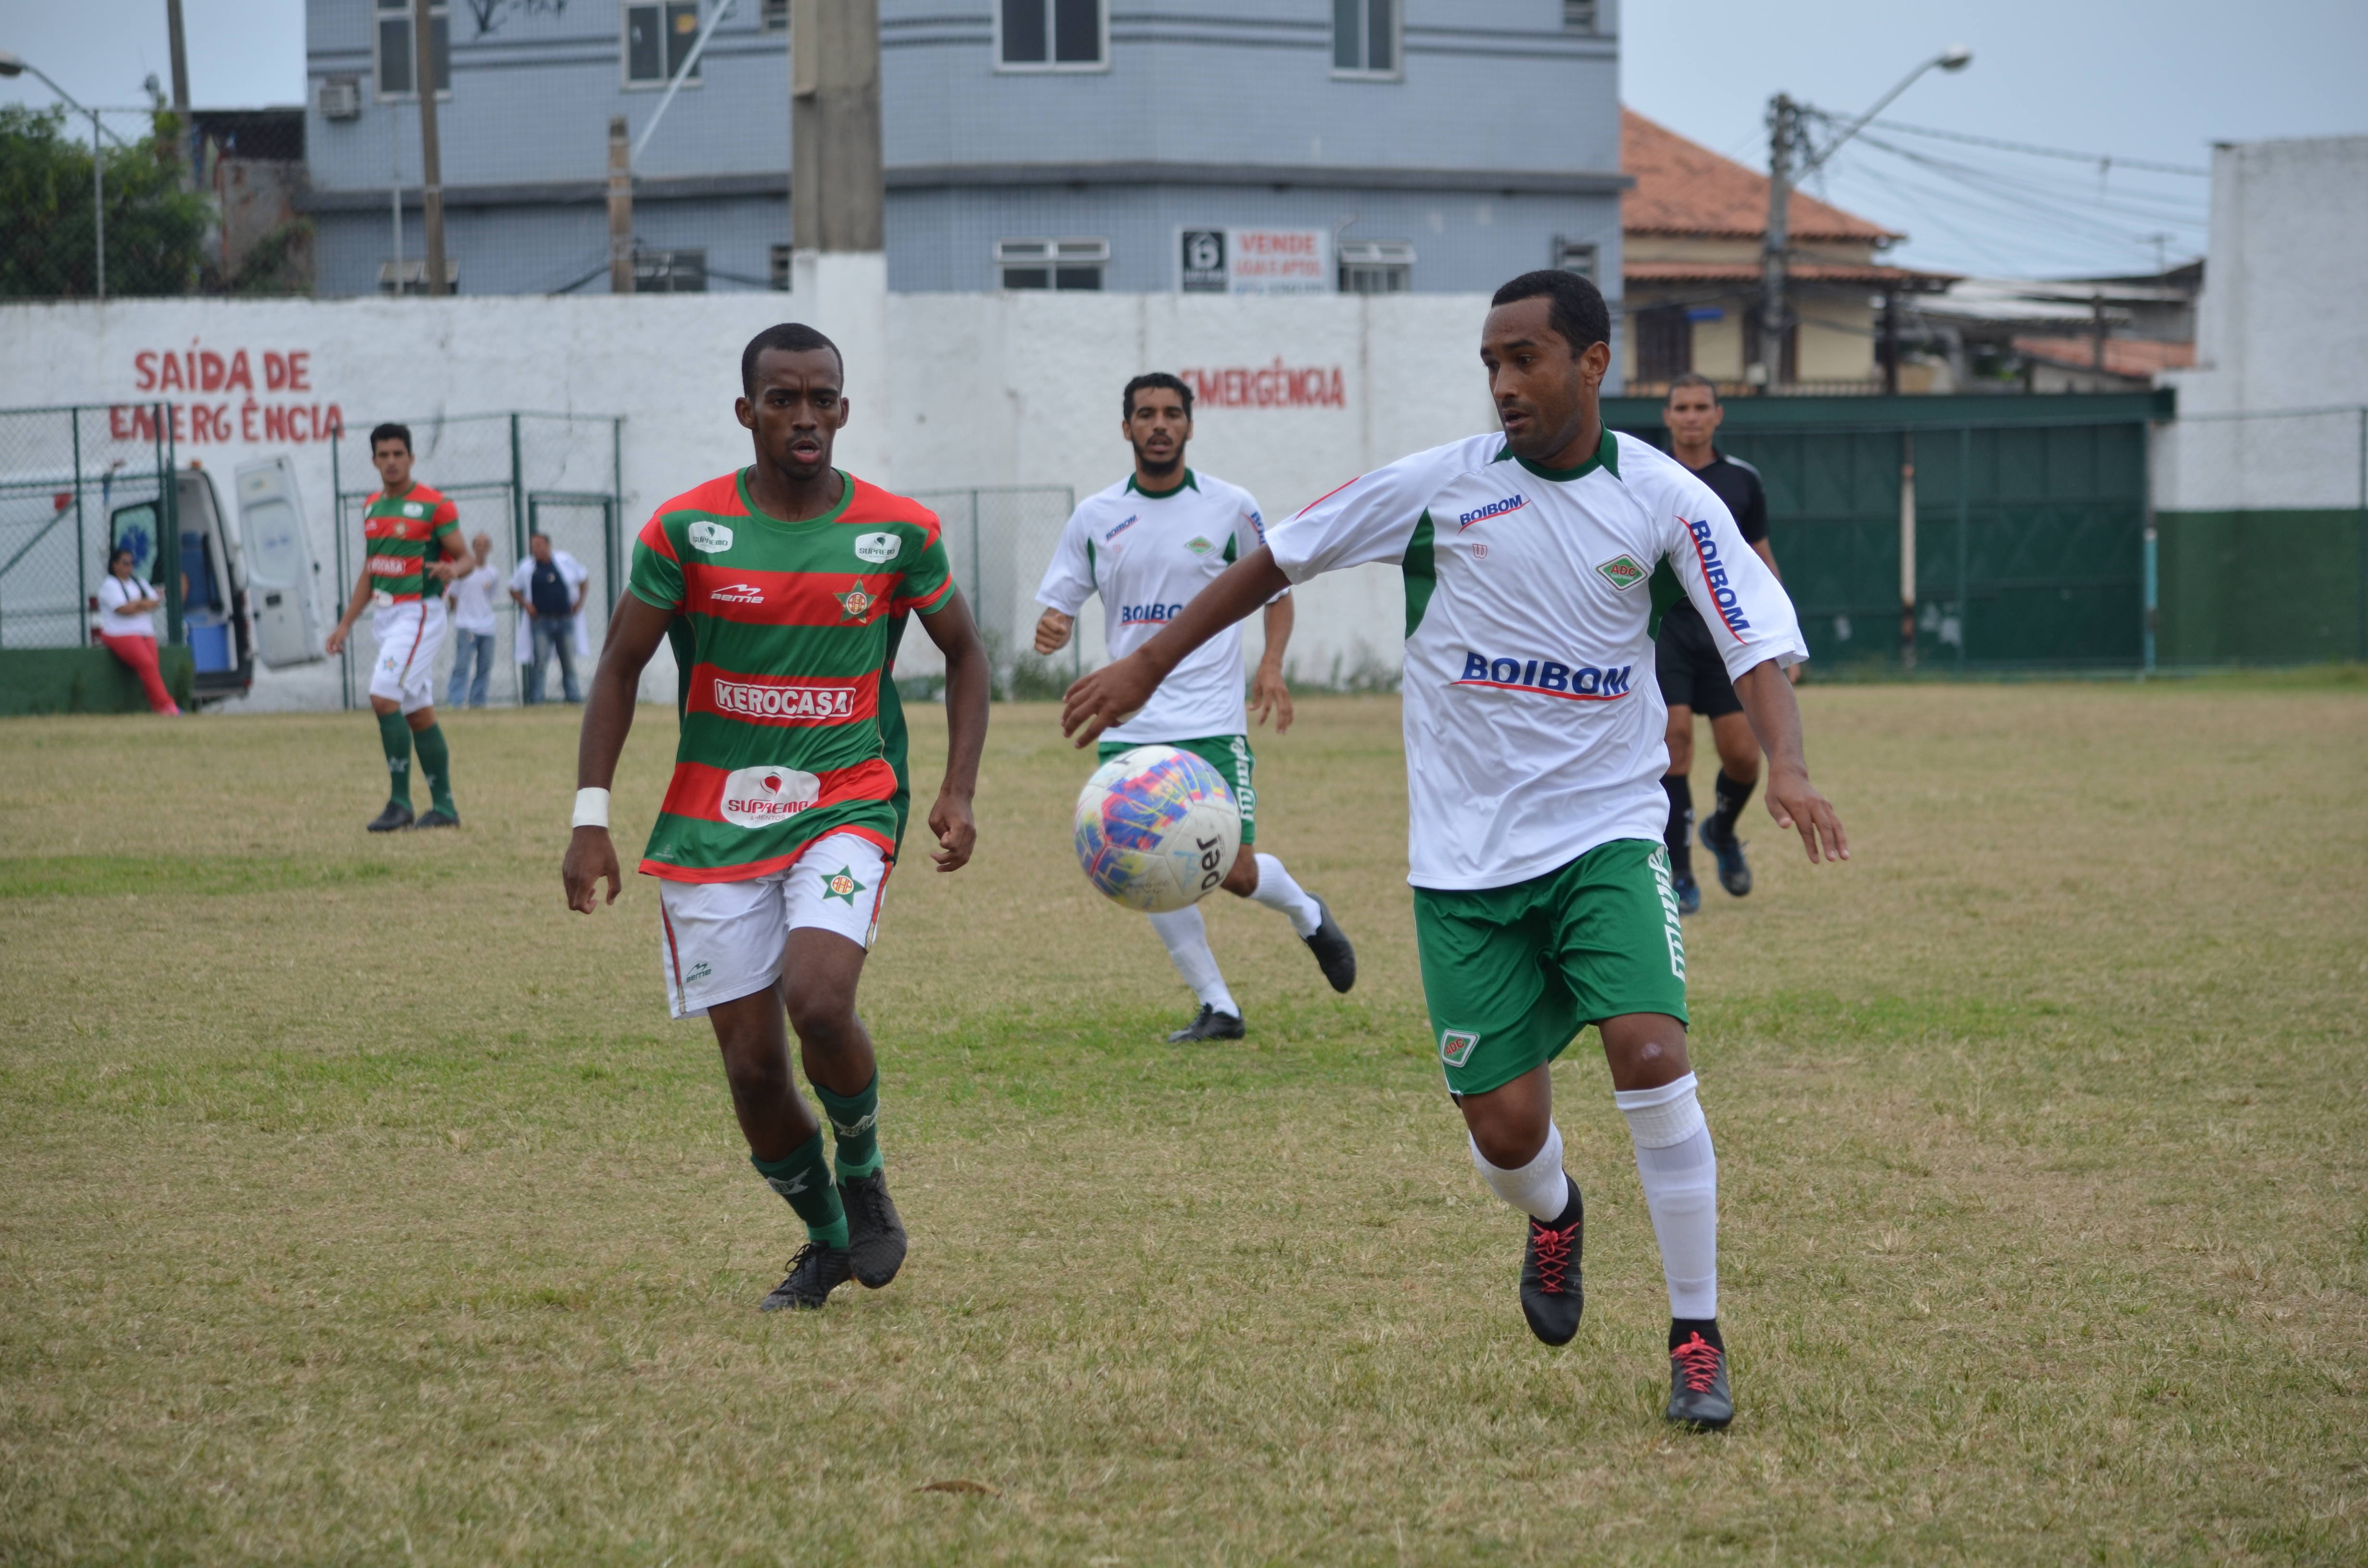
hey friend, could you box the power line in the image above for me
[1850,116,2210,178]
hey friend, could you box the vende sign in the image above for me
[113,340,345,445]
[1177,228,1332,296]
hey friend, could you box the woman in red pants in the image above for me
[95,545,182,715]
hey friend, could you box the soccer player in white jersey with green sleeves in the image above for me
[1063,272,1850,1430]
[1035,372,1357,1042]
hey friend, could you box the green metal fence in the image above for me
[1603,391,2171,673]
[329,412,623,709]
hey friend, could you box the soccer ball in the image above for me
[1072,745,1242,913]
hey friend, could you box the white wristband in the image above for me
[572,787,611,829]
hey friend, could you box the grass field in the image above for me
[2,682,2364,1564]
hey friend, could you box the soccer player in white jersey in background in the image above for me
[1062,272,1849,1429]
[1034,372,1357,1042]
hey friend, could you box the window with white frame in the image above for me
[760,0,787,32]
[625,1,703,87]
[769,243,793,291]
[376,0,452,99]
[633,248,707,293]
[1338,240,1414,294]
[996,238,1108,291]
[1554,239,1599,282]
[1332,0,1398,78]
[999,0,1106,70]
[1563,1,1599,33]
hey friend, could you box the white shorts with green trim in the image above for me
[368,599,446,714]
[654,830,891,1020]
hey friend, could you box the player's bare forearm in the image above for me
[1251,594,1296,733]
[1734,659,1849,864]
[563,595,670,913]
[1062,546,1292,745]
[324,570,372,652]
[920,591,989,871]
[431,532,473,582]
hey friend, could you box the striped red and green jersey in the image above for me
[629,468,955,883]
[362,484,460,602]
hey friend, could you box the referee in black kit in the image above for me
[1655,373,1794,915]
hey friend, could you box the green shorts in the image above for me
[1413,838,1689,1096]
[1097,734,1257,845]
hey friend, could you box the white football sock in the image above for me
[1244,852,1324,939]
[1469,1122,1569,1221]
[1147,905,1239,1017]
[1614,1072,1718,1321]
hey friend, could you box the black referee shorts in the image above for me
[1655,604,1743,720]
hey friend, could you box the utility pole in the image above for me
[1755,94,1796,393]
[607,116,634,294]
[414,0,450,295]
[791,0,884,254]
[165,0,190,112]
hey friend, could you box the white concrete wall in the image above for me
[0,281,1506,708]
[2157,136,2368,514]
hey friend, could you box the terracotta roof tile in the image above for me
[2011,334,2195,378]
[1623,108,1899,244]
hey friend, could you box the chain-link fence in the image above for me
[896,486,1078,698]
[329,412,622,708]
[2155,404,2368,665]
[0,403,179,649]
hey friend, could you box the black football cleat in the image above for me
[1666,1329,1735,1430]
[1672,872,1702,917]
[1301,896,1357,992]
[409,807,461,829]
[1519,1176,1585,1346]
[366,802,415,833]
[1167,1004,1246,1043]
[760,1242,853,1311]
[1700,817,1753,898]
[839,1171,908,1289]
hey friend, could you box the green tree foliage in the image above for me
[0,105,210,299]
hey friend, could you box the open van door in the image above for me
[234,456,325,666]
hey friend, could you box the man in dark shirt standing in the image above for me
[1656,374,1788,913]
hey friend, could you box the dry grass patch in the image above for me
[1,685,2363,1564]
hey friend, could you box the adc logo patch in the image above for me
[1595,554,1648,592]
[1440,1029,1480,1068]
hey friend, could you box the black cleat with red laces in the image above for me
[1666,1322,1734,1430]
[1518,1175,1584,1346]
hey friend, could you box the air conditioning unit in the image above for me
[318,77,361,121]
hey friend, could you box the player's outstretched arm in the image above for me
[563,593,671,913]
[1061,546,1292,746]
[1733,660,1849,864]
[918,589,990,873]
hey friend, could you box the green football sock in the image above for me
[376,710,413,808]
[752,1131,849,1249]
[815,1072,882,1180]
[413,722,455,814]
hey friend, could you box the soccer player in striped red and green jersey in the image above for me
[325,422,476,833]
[564,323,991,1313]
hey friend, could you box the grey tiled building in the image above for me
[301,0,1625,299]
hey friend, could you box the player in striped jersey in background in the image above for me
[325,423,476,832]
[563,324,991,1313]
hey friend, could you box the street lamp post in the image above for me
[0,50,131,301]
[1755,45,1972,392]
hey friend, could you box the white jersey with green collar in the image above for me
[1036,467,1281,744]
[1268,428,1807,891]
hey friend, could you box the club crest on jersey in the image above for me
[1595,554,1648,591]
[853,531,901,564]
[1184,536,1214,556]
[819,865,866,906]
[688,521,734,553]
[1683,518,1753,635]
[718,765,821,827]
[836,580,877,621]
[1457,493,1527,530]
[1120,601,1185,626]
[709,582,765,604]
[1456,651,1632,700]
[1440,1029,1480,1067]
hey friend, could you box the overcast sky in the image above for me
[5,0,2363,280]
